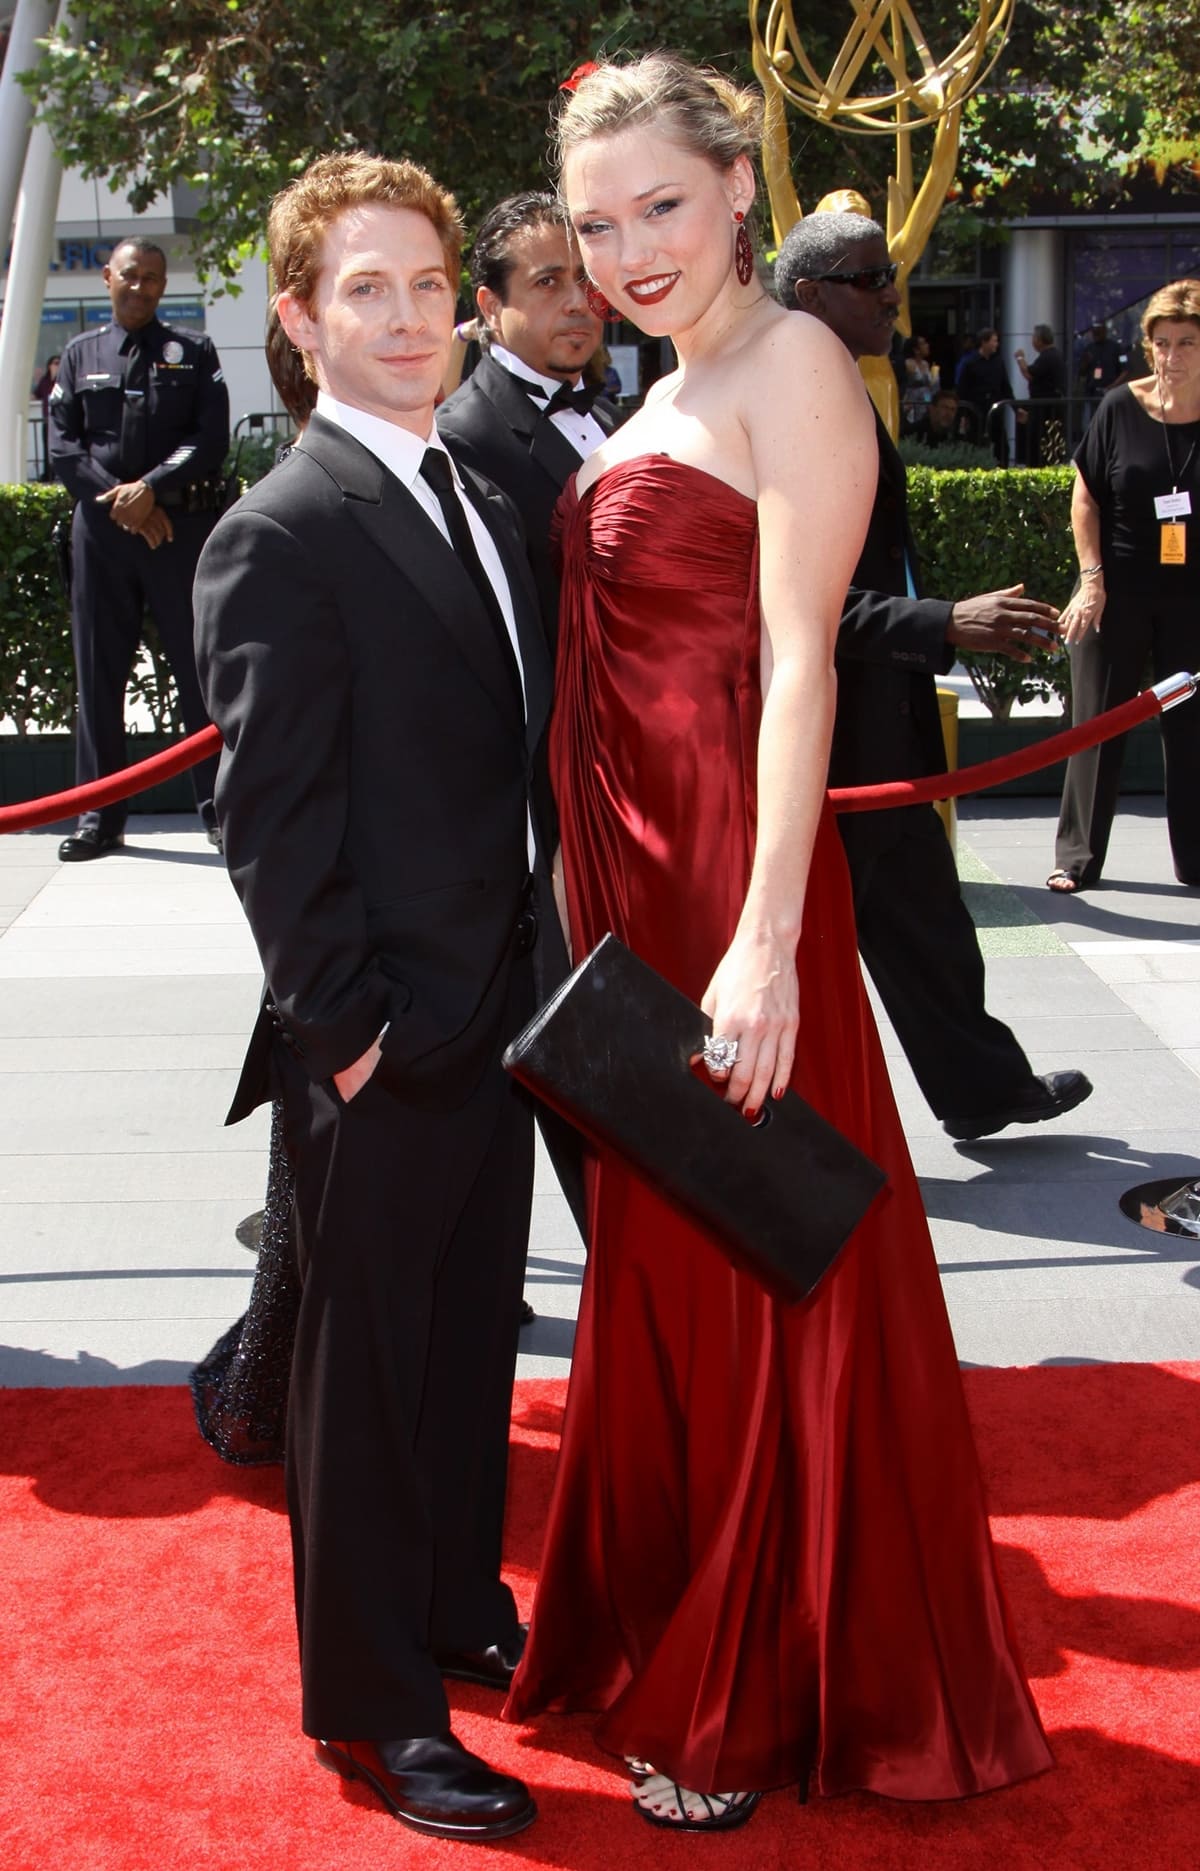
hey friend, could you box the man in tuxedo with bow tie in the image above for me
[438,192,614,1238]
[194,154,564,1842]
[437,190,616,637]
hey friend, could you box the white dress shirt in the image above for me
[313,393,534,866]
[313,393,528,712]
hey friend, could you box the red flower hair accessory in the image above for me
[560,62,599,93]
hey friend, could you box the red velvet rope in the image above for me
[0,724,222,833]
[0,683,1175,835]
[829,686,1163,813]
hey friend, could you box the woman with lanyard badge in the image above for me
[1049,278,1200,894]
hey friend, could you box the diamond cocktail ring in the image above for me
[702,1035,739,1075]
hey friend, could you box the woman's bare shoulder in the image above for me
[737,308,863,422]
[747,303,854,369]
[736,305,866,439]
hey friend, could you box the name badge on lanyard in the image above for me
[1154,491,1192,520]
[1161,523,1187,565]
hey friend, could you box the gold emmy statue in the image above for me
[750,1,1015,431]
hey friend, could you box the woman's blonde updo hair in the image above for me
[554,52,764,177]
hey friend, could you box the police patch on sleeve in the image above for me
[163,340,185,364]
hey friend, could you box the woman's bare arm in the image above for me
[702,312,875,1114]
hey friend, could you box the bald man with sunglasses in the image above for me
[775,212,1092,1143]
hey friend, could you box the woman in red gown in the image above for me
[505,53,1051,1829]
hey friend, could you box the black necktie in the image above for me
[120,337,149,479]
[419,449,522,704]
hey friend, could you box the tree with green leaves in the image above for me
[19,2,1199,288]
[20,1,750,286]
[957,2,1200,211]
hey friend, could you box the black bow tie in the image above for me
[516,376,600,418]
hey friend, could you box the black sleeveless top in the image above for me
[1075,383,1200,591]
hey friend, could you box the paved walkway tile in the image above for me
[1,801,1197,1386]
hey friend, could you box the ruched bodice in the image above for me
[574,453,758,587]
[552,459,764,1003]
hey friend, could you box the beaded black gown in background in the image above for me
[190,1102,300,1465]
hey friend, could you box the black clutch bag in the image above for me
[503,934,888,1301]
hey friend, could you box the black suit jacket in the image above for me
[193,411,563,1119]
[436,352,616,635]
[830,411,956,827]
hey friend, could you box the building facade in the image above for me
[908,174,1200,454]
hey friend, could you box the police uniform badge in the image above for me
[162,340,185,365]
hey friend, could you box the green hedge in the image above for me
[897,437,997,472]
[907,465,1076,717]
[0,484,74,732]
[0,466,1078,733]
[0,467,266,734]
[0,435,280,732]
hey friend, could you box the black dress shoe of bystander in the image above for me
[315,1732,536,1840]
[435,1622,527,1689]
[943,1069,1093,1142]
[57,827,124,863]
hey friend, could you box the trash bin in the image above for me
[936,687,958,852]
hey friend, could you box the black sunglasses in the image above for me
[812,263,899,291]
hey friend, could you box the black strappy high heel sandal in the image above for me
[632,1782,763,1832]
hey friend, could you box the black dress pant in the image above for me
[277,954,535,1740]
[839,805,1034,1121]
[1055,573,1200,888]
[69,501,220,835]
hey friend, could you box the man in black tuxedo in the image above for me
[193,154,562,1842]
[437,190,615,636]
[776,213,1093,1141]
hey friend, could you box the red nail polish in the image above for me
[773,1086,785,1101]
[743,1106,758,1123]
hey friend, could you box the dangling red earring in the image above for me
[734,211,754,287]
[585,278,614,321]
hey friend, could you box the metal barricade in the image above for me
[25,398,51,482]
[982,396,1090,469]
[232,410,293,444]
[227,410,295,491]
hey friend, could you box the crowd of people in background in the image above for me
[892,316,1141,464]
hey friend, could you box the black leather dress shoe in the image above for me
[435,1622,527,1689]
[943,1069,1093,1142]
[315,1731,536,1840]
[57,827,124,863]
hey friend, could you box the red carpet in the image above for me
[2,1366,1199,1870]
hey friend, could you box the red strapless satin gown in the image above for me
[505,457,1051,1800]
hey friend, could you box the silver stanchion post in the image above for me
[1152,670,1199,712]
[1120,1177,1200,1238]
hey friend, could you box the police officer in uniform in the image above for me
[50,237,230,859]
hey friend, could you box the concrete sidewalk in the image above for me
[1,797,1197,1389]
